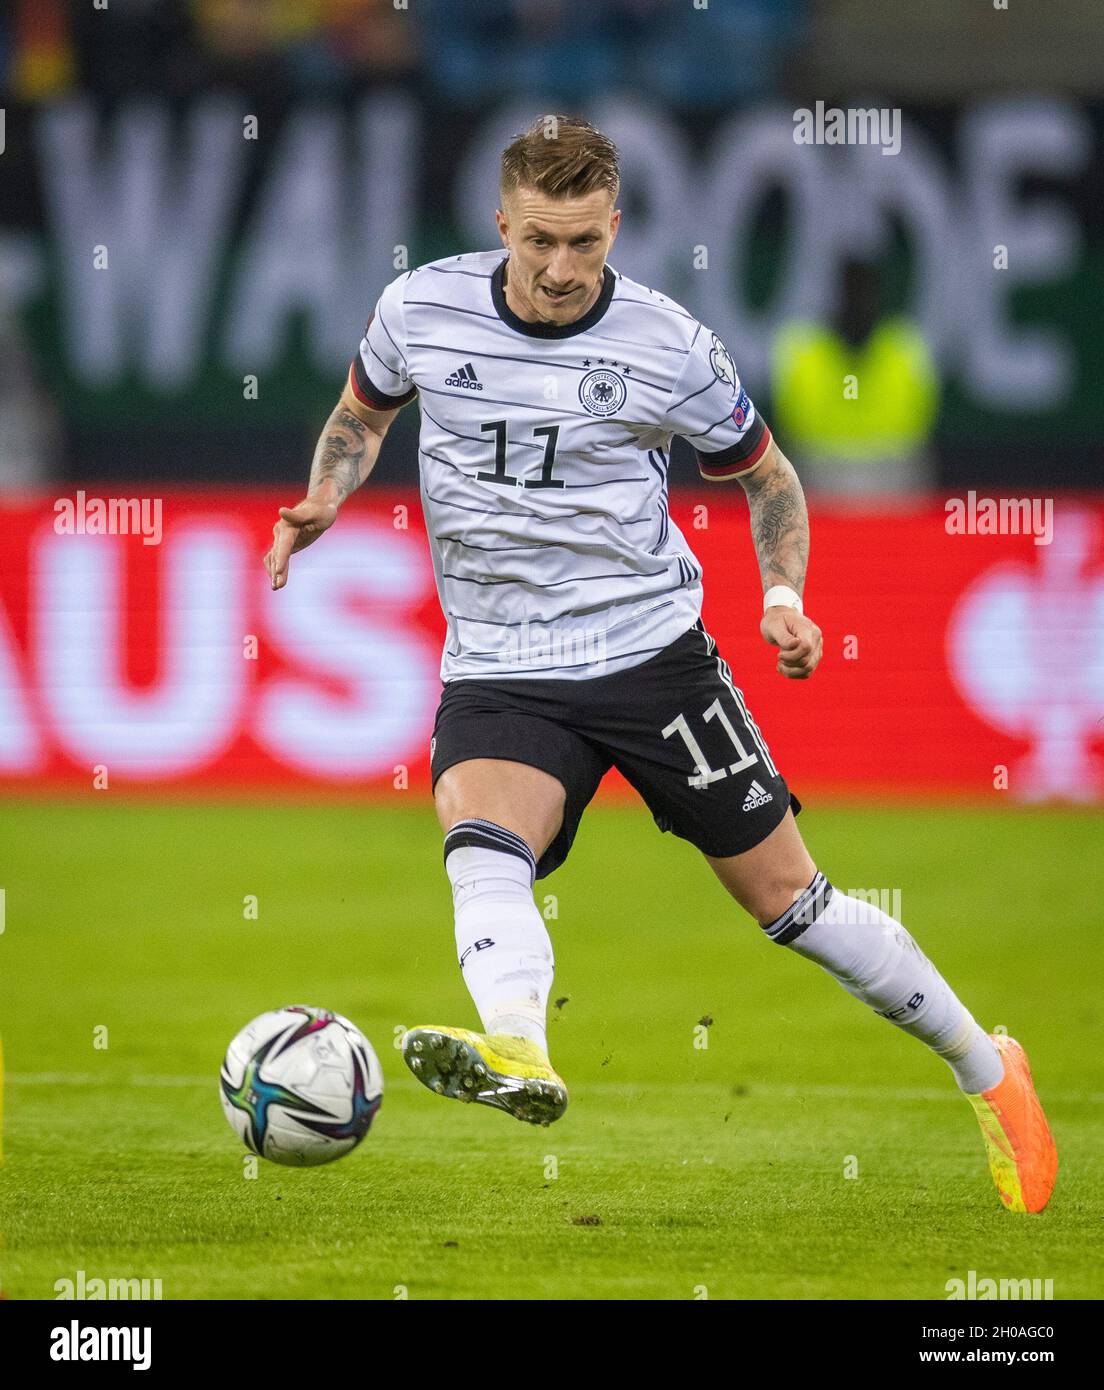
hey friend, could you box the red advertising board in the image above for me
[1,491,1100,802]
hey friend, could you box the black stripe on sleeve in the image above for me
[695,415,772,479]
[350,353,417,410]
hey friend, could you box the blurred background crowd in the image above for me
[0,0,1101,495]
[3,0,1099,106]
[3,0,800,107]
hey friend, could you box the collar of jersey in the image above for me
[491,258,616,338]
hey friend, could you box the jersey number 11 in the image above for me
[478,421,563,490]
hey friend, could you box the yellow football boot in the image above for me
[967,1034,1057,1213]
[401,1026,568,1126]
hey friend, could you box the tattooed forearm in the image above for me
[308,406,372,502]
[740,445,809,594]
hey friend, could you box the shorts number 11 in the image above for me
[662,698,758,789]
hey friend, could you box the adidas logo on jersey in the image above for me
[742,780,773,811]
[445,362,483,390]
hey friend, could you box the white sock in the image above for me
[764,874,1004,1094]
[444,820,553,1053]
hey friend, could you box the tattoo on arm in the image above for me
[309,407,371,502]
[742,449,809,593]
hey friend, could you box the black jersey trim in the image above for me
[668,375,720,416]
[422,483,654,526]
[491,258,616,339]
[451,644,670,676]
[442,566,670,589]
[448,599,677,631]
[426,264,496,280]
[695,417,772,478]
[610,293,695,322]
[350,355,417,410]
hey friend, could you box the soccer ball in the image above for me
[219,1005,383,1166]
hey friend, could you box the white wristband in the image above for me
[763,585,803,615]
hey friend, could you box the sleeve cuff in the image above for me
[349,356,417,411]
[696,418,772,481]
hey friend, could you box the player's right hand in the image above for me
[264,496,338,590]
[760,606,823,680]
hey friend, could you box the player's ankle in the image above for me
[486,1013,548,1051]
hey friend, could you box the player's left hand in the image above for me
[760,607,823,680]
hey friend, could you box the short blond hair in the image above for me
[500,115,620,203]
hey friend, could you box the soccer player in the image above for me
[264,117,1056,1213]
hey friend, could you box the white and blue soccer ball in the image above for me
[220,1006,383,1166]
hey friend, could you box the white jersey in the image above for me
[352,250,771,681]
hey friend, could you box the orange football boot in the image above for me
[967,1034,1057,1213]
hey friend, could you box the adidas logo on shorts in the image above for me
[742,779,773,811]
[445,362,482,390]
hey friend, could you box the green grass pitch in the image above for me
[1,797,1100,1300]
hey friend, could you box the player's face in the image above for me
[496,187,620,325]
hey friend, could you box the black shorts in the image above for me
[430,622,800,879]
